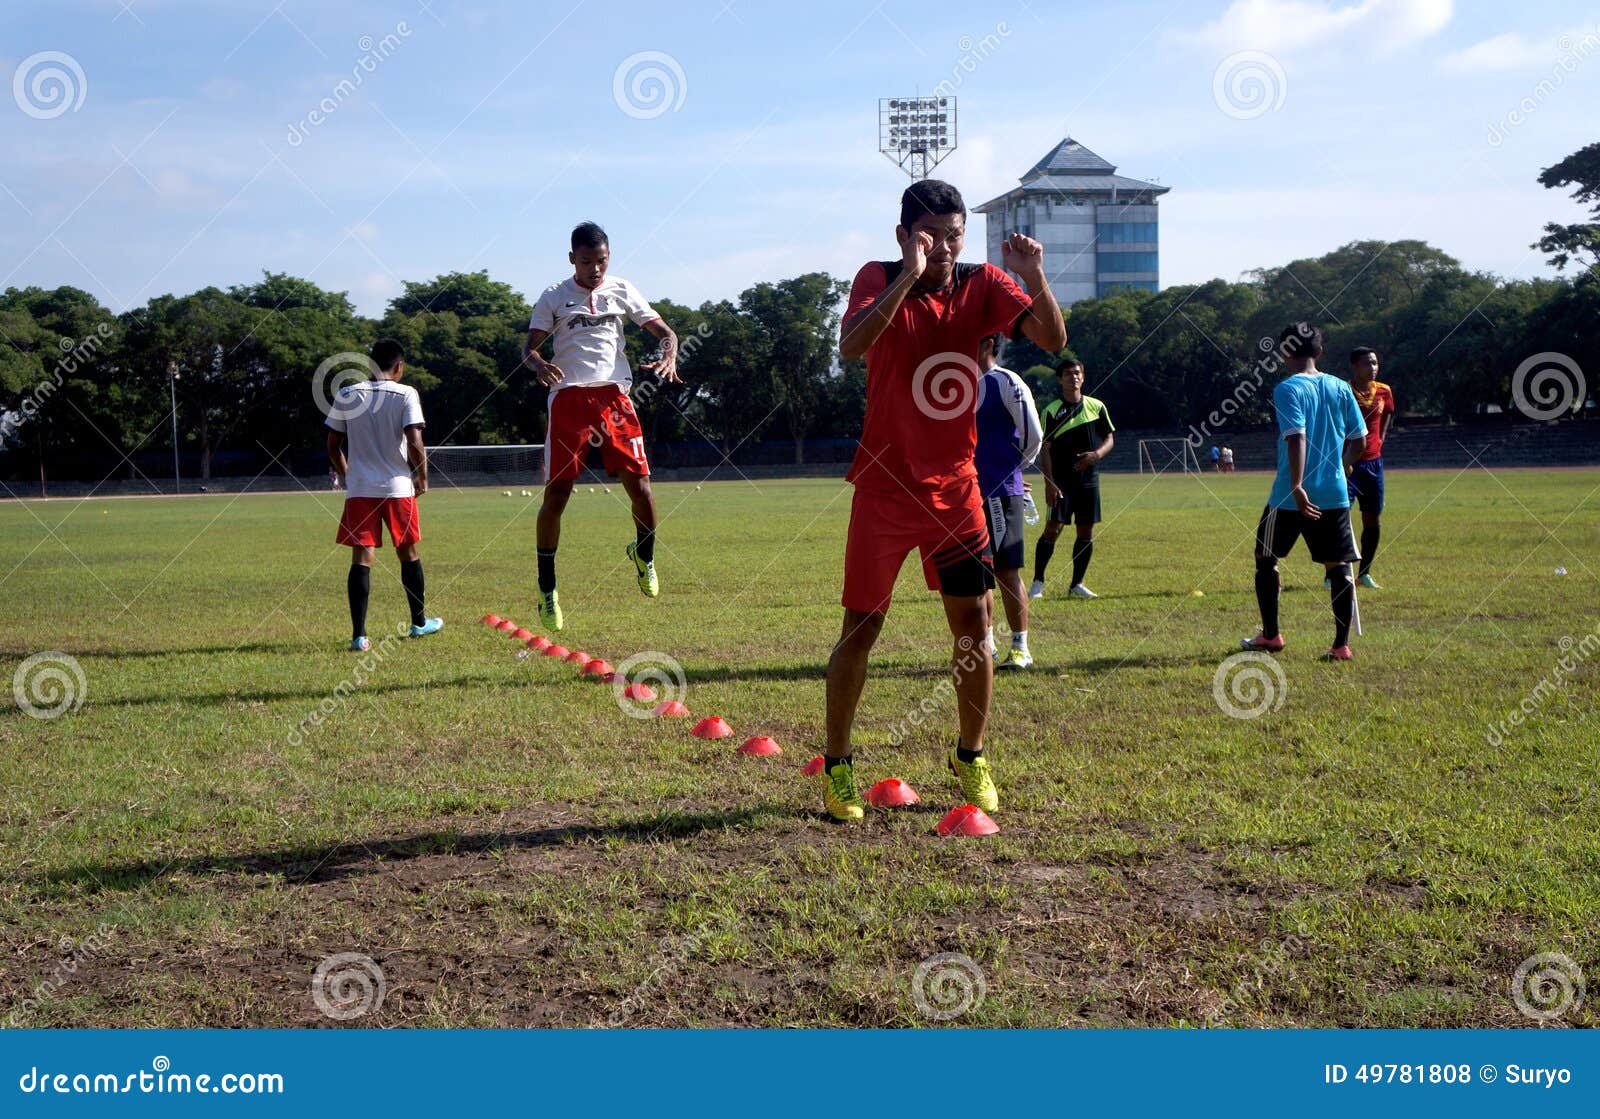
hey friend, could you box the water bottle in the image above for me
[1023,492,1040,526]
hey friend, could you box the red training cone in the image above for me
[866,778,920,807]
[936,804,1000,837]
[583,659,614,678]
[801,756,825,776]
[545,644,570,659]
[482,614,502,626]
[622,682,656,701]
[653,700,690,718]
[527,635,551,651]
[737,735,781,757]
[511,628,533,641]
[691,716,733,739]
[496,619,517,632]
[565,649,590,665]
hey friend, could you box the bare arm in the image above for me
[1076,431,1114,472]
[405,424,427,495]
[326,430,348,479]
[1039,442,1059,504]
[640,318,680,383]
[523,328,563,387]
[1286,433,1320,519]
[1002,235,1067,351]
[839,231,932,361]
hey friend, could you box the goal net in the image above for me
[1137,439,1201,475]
[427,444,545,487]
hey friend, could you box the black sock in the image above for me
[537,548,557,594]
[1254,556,1280,638]
[1033,537,1056,582]
[1071,538,1093,586]
[824,754,852,773]
[634,526,655,564]
[1330,563,1353,647]
[399,559,425,627]
[1359,524,1379,577]
[956,742,981,763]
[347,564,370,640]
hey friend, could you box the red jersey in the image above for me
[1352,380,1394,461]
[844,260,1032,494]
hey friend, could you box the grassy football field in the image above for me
[1,469,1596,1027]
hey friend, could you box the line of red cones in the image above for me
[480,613,997,836]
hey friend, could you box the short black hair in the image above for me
[899,179,966,231]
[1349,346,1378,365]
[1056,357,1084,376]
[980,332,1006,357]
[1278,322,1323,359]
[370,338,404,372]
[571,222,608,252]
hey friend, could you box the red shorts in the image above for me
[544,384,648,483]
[336,496,420,548]
[842,477,993,613]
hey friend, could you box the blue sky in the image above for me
[1,0,1596,317]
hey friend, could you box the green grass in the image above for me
[1,469,1597,1027]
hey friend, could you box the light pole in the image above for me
[167,360,180,495]
[878,96,957,181]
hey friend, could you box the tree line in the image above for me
[3,142,1594,485]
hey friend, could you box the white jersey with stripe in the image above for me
[528,275,659,394]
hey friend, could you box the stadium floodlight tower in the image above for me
[879,96,957,180]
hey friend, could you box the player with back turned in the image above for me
[821,179,1066,822]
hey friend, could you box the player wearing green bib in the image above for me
[1032,358,1115,600]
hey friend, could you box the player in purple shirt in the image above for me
[974,333,1043,669]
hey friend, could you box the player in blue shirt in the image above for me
[973,333,1042,669]
[1242,323,1369,661]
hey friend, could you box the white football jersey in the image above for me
[528,275,659,394]
[325,380,425,499]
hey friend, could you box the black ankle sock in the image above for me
[1071,538,1093,586]
[824,754,852,773]
[1330,564,1354,646]
[1359,524,1379,577]
[635,527,655,564]
[399,559,425,627]
[347,564,370,639]
[956,743,981,763]
[1033,536,1056,582]
[1254,556,1280,638]
[537,548,557,594]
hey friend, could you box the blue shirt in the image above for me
[1268,371,1367,511]
[974,366,1042,497]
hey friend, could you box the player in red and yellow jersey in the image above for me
[820,178,1067,822]
[1346,347,1394,589]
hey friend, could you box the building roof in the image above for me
[974,137,1169,212]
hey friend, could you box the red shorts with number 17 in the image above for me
[543,383,649,483]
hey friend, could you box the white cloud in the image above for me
[1178,0,1453,55]
[1439,28,1591,73]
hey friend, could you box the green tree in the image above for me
[738,272,848,463]
[1535,141,1600,272]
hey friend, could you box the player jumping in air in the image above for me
[523,222,679,631]
[1346,347,1394,589]
[1243,323,1368,661]
[974,332,1043,670]
[1030,358,1114,600]
[822,179,1066,821]
[325,339,442,650]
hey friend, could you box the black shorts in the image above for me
[1051,482,1101,527]
[1255,504,1360,565]
[1347,458,1385,516]
[983,493,1026,571]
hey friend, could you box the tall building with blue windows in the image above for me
[974,138,1168,306]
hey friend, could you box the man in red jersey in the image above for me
[820,178,1067,822]
[1345,347,1395,589]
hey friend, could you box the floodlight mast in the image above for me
[878,96,957,181]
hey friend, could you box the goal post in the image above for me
[426,444,545,487]
[1137,439,1201,475]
